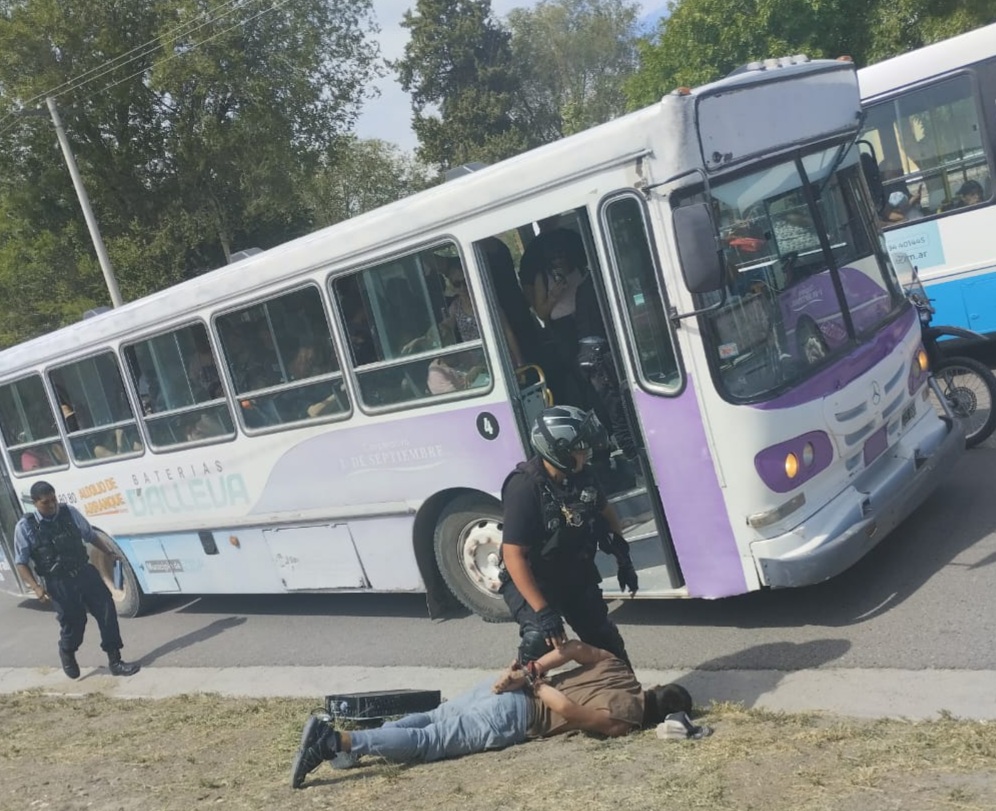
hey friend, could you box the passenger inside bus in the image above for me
[940,179,985,211]
[91,427,143,459]
[879,161,925,222]
[184,411,227,442]
[426,351,488,394]
[19,441,67,471]
[187,333,221,398]
[279,341,344,420]
[525,229,585,356]
[479,237,541,368]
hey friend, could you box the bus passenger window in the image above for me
[861,74,992,221]
[124,323,235,449]
[49,352,144,464]
[332,243,491,409]
[215,285,349,430]
[0,375,69,475]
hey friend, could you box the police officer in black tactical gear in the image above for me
[14,481,140,679]
[499,405,638,668]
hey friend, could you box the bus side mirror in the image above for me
[673,202,725,294]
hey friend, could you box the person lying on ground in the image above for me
[290,639,693,789]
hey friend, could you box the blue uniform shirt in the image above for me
[13,504,96,566]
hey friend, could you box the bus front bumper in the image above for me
[751,415,964,589]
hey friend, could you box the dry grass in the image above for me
[1,692,994,811]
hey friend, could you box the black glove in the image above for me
[605,532,638,595]
[536,606,566,640]
[617,560,639,596]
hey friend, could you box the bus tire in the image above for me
[433,494,511,623]
[92,530,153,619]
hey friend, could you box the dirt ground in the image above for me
[1,692,994,811]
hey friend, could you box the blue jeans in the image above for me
[349,678,532,763]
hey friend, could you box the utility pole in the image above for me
[45,96,123,308]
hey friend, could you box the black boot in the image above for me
[107,651,140,677]
[59,649,80,680]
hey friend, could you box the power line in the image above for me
[87,0,290,103]
[0,0,263,131]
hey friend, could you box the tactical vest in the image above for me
[502,456,603,571]
[26,505,89,578]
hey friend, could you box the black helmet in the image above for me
[530,405,608,471]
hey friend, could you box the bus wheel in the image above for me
[797,318,829,365]
[92,531,152,619]
[433,494,511,623]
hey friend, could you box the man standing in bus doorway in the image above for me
[13,481,141,679]
[499,406,637,668]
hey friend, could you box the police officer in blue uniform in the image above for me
[499,406,638,667]
[14,481,140,679]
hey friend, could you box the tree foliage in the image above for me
[0,0,381,346]
[302,137,437,228]
[508,0,640,140]
[625,0,996,109]
[393,0,529,168]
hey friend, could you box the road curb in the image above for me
[2,665,994,720]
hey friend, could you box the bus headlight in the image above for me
[908,346,930,394]
[755,431,833,493]
[801,442,815,467]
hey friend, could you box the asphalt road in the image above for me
[2,439,995,677]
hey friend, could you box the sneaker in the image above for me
[656,711,713,740]
[59,649,80,680]
[291,713,339,789]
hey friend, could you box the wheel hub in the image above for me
[459,518,503,596]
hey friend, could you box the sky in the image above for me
[357,1,666,152]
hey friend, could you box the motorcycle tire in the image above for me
[930,356,996,449]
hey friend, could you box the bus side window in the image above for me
[332,243,491,409]
[124,323,235,450]
[0,374,69,475]
[48,352,144,464]
[215,285,350,430]
[861,74,992,221]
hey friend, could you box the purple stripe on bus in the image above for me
[758,306,916,410]
[633,384,746,598]
[248,401,526,515]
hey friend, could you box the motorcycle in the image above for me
[897,254,996,448]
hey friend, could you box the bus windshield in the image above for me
[688,145,905,402]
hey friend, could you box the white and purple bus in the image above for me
[0,55,962,620]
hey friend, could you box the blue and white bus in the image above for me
[0,55,962,621]
[859,23,996,335]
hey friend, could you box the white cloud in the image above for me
[357,1,664,153]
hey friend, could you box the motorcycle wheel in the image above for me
[930,356,996,448]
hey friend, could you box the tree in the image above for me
[625,0,996,110]
[0,0,381,346]
[393,0,529,168]
[302,137,437,228]
[862,0,996,63]
[625,0,865,109]
[507,0,640,142]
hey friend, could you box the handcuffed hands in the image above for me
[493,660,528,694]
